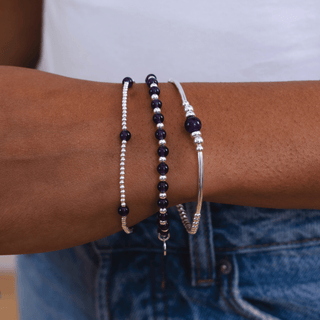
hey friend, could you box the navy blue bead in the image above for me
[149,87,160,96]
[185,116,202,133]
[118,205,129,216]
[155,129,166,140]
[151,99,162,109]
[157,145,169,157]
[157,198,169,208]
[153,113,164,124]
[147,78,158,87]
[122,77,134,88]
[157,227,169,236]
[157,211,169,221]
[157,220,169,230]
[145,74,157,83]
[120,130,131,141]
[157,181,168,192]
[157,162,169,175]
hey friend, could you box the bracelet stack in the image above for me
[116,76,204,255]
[117,77,136,234]
[145,74,170,256]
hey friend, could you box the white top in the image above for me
[38,0,320,83]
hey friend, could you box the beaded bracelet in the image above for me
[145,74,170,256]
[117,77,136,234]
[168,79,204,235]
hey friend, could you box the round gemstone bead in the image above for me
[155,129,166,140]
[157,220,169,230]
[185,116,202,133]
[157,181,168,192]
[122,77,134,88]
[157,162,169,175]
[157,211,169,221]
[157,145,169,157]
[145,74,157,83]
[147,78,158,87]
[149,87,160,96]
[120,130,131,141]
[157,227,169,236]
[118,205,129,216]
[151,99,162,109]
[153,113,164,124]
[157,198,169,208]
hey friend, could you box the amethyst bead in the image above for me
[147,78,158,87]
[145,74,157,83]
[157,162,169,175]
[149,87,160,96]
[151,99,162,109]
[120,130,131,141]
[157,220,169,230]
[122,77,134,88]
[157,198,169,208]
[157,211,169,221]
[157,181,168,192]
[157,227,169,236]
[118,205,129,216]
[153,113,164,124]
[155,129,166,140]
[157,145,169,157]
[184,116,202,133]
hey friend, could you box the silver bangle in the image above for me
[168,79,204,235]
[118,77,136,234]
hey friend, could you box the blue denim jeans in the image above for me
[17,201,320,319]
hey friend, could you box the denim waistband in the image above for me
[95,201,320,287]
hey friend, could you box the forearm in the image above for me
[0,0,42,67]
[1,67,320,255]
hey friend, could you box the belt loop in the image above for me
[185,201,216,287]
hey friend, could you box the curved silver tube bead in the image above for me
[168,79,204,235]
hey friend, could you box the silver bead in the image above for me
[150,83,158,88]
[120,153,125,157]
[121,202,126,207]
[122,140,127,144]
[194,136,203,144]
[159,193,167,199]
[120,170,125,175]
[120,189,125,194]
[159,139,166,145]
[122,103,127,107]
[121,148,126,153]
[159,208,167,214]
[184,105,193,112]
[120,195,126,200]
[151,94,159,100]
[122,111,127,115]
[120,175,125,179]
[122,121,127,126]
[120,180,124,185]
[191,131,201,137]
[148,75,156,80]
[120,166,125,171]
[122,106,127,111]
[121,157,125,161]
[186,110,196,117]
[159,220,167,225]
[122,126,127,130]
[159,156,166,162]
[120,185,125,189]
[196,144,203,151]
[153,107,161,113]
[159,175,167,181]
[157,123,164,129]
[120,161,125,166]
[122,116,127,120]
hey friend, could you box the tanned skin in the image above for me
[1,1,320,255]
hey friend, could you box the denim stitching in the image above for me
[203,207,212,280]
[215,236,320,252]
